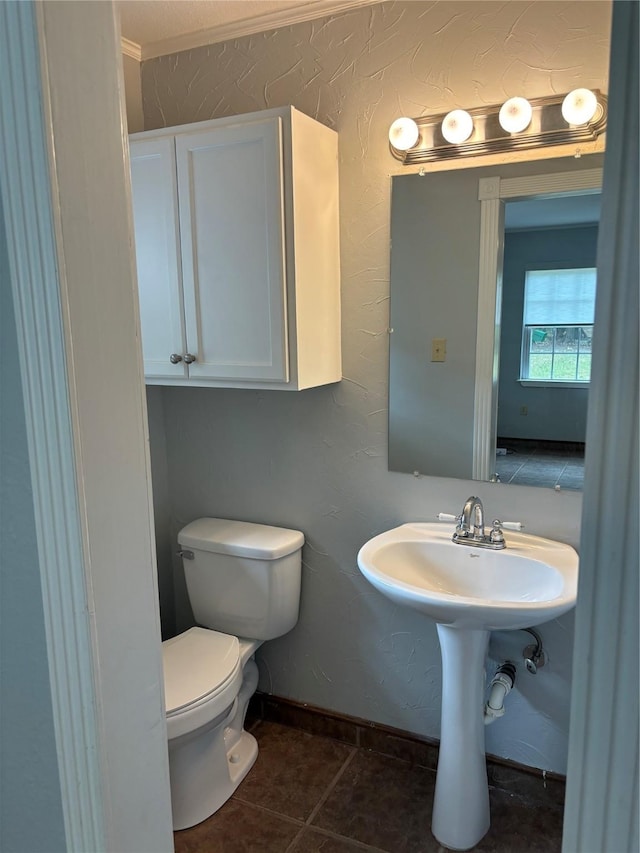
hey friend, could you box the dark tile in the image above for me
[532,449,568,460]
[563,456,585,467]
[246,715,263,733]
[358,725,438,771]
[520,461,565,475]
[510,473,557,488]
[557,473,584,488]
[487,764,565,812]
[494,461,525,478]
[312,749,440,853]
[290,827,387,852]
[502,454,525,468]
[557,481,582,492]
[559,471,585,482]
[234,721,353,821]
[246,693,264,727]
[262,697,359,746]
[255,696,437,768]
[173,799,300,853]
[469,789,563,851]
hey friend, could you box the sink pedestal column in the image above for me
[432,625,490,851]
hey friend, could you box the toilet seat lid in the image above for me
[162,627,240,715]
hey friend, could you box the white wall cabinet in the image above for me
[129,107,341,389]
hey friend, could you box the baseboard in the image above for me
[248,692,566,810]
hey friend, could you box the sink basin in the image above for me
[357,522,578,630]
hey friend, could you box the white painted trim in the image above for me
[563,1,639,849]
[497,168,602,200]
[1,2,173,850]
[472,167,603,481]
[121,36,142,61]
[0,3,105,849]
[35,1,174,848]
[472,194,503,481]
[519,380,589,389]
[138,0,381,59]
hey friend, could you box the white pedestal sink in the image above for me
[357,522,578,851]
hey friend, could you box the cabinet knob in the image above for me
[169,353,183,364]
[183,353,197,364]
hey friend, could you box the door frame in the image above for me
[0,3,173,850]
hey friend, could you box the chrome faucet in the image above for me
[453,496,506,550]
[462,496,485,538]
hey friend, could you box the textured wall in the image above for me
[141,0,611,773]
[147,386,176,638]
[122,53,144,133]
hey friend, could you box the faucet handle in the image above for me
[437,513,459,523]
[501,520,524,531]
[490,519,505,545]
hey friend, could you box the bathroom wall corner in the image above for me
[121,52,143,133]
[146,386,176,638]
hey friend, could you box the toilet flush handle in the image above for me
[177,549,194,560]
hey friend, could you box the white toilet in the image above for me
[162,517,304,830]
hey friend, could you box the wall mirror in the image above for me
[388,154,603,490]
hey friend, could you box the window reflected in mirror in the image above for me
[520,268,596,383]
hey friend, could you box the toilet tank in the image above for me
[177,518,304,640]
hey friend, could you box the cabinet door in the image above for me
[130,137,187,379]
[175,118,289,382]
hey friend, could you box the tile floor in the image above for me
[173,721,564,853]
[495,440,584,490]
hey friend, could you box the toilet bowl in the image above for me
[162,518,304,830]
[163,628,263,829]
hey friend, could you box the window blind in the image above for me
[523,268,597,326]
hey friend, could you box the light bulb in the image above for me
[562,88,598,125]
[498,97,533,133]
[388,117,420,151]
[441,110,474,144]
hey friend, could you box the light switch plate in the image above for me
[431,338,446,362]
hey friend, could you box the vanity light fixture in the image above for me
[388,116,420,151]
[498,97,532,133]
[562,88,599,126]
[388,89,607,165]
[441,109,474,144]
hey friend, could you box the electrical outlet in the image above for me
[431,338,446,362]
[520,405,528,415]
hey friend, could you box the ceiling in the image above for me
[118,0,381,60]
[505,194,602,231]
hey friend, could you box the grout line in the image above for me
[284,746,358,853]
[288,824,392,853]
[555,460,569,488]
[283,752,368,853]
[283,826,306,853]
[234,745,359,853]
[305,747,358,827]
[508,458,526,482]
[230,795,305,829]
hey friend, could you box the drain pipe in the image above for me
[484,662,516,725]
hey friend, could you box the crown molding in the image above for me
[135,0,379,61]
[121,36,142,61]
